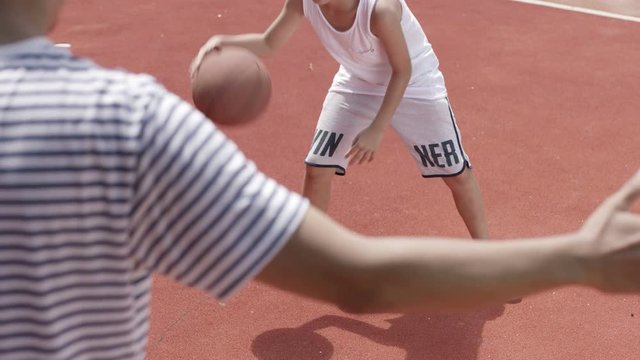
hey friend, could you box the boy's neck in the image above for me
[0,26,44,46]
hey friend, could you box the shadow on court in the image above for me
[252,305,505,360]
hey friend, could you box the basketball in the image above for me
[191,46,272,125]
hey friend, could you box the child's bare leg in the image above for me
[442,168,489,239]
[444,169,520,303]
[303,165,335,212]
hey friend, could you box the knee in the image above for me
[305,165,334,184]
[443,168,472,190]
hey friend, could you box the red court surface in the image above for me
[51,0,640,359]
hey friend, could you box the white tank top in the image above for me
[302,0,447,100]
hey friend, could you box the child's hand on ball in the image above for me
[190,35,224,78]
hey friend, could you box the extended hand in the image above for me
[345,127,384,165]
[189,35,223,79]
[580,171,640,292]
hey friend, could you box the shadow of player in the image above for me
[252,305,505,360]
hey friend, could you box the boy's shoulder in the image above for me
[372,0,403,15]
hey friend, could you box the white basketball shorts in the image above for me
[304,91,471,177]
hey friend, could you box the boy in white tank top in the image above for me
[192,0,489,239]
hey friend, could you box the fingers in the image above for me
[189,51,206,79]
[190,49,211,78]
[189,56,200,78]
[618,211,640,232]
[615,170,640,210]
[592,210,640,293]
[345,145,374,165]
[190,39,222,78]
[609,211,640,241]
[602,171,640,213]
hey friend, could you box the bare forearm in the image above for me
[260,207,587,313]
[359,234,584,311]
[217,33,273,57]
[370,72,410,131]
[259,172,640,312]
[194,1,302,64]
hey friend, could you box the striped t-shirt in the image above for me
[0,37,309,360]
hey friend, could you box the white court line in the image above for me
[510,0,640,23]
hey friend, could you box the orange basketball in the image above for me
[191,46,272,125]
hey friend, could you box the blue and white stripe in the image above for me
[0,37,308,360]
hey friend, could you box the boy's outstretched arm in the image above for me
[258,172,640,312]
[346,0,411,165]
[191,0,303,76]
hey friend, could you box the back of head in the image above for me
[0,0,64,44]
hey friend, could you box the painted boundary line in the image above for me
[510,0,640,23]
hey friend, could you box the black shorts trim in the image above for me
[419,98,472,179]
[445,97,469,165]
[304,161,346,176]
[421,161,471,179]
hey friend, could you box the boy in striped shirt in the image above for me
[2,1,640,359]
